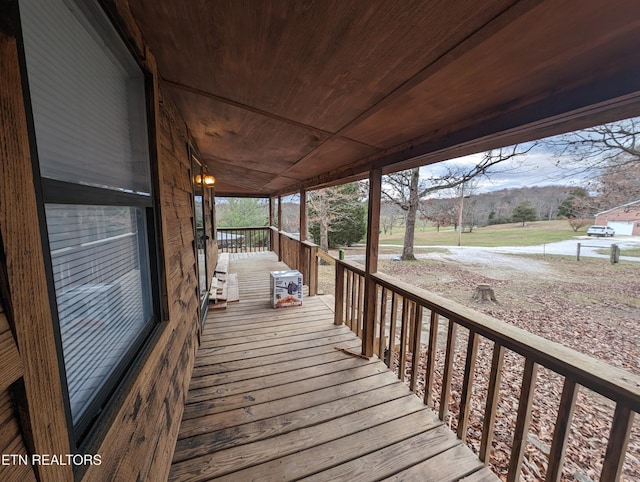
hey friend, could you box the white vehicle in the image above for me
[586,225,615,237]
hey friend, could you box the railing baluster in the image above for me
[457,330,479,441]
[507,358,538,482]
[409,303,423,392]
[439,319,458,422]
[424,311,439,408]
[378,288,388,361]
[333,262,640,481]
[353,274,359,335]
[351,274,357,334]
[480,343,505,464]
[387,292,398,367]
[600,403,634,482]
[308,245,318,296]
[352,273,359,333]
[546,378,578,482]
[345,270,353,329]
[357,274,365,337]
[407,300,415,352]
[398,297,409,381]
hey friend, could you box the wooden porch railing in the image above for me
[268,228,318,296]
[334,258,639,481]
[217,227,270,253]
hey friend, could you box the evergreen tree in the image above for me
[511,201,538,226]
[217,198,268,227]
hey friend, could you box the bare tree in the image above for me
[307,184,365,252]
[596,160,640,208]
[383,144,536,260]
[307,189,332,251]
[419,198,457,231]
[280,195,300,234]
[547,117,640,170]
[380,201,404,235]
[557,188,598,232]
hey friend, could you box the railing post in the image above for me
[299,189,307,277]
[269,196,274,227]
[277,196,282,261]
[362,168,382,357]
[334,260,344,325]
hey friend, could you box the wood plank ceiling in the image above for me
[128,0,640,196]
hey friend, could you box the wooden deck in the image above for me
[169,253,497,482]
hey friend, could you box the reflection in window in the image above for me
[46,205,152,421]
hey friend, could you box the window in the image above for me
[19,0,157,440]
[191,156,213,322]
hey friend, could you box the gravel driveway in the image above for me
[345,236,640,269]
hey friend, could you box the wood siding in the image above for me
[0,6,72,479]
[0,301,37,481]
[81,76,205,481]
[1,1,209,480]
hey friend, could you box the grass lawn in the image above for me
[597,247,640,257]
[378,220,580,247]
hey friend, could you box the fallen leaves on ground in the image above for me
[379,255,639,481]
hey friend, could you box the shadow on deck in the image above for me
[169,252,497,481]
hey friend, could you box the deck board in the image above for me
[170,252,497,482]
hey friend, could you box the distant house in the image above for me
[595,200,640,235]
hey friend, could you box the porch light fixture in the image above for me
[194,173,216,187]
[202,174,216,187]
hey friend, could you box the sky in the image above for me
[416,114,640,196]
[419,148,592,195]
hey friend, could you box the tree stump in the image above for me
[472,284,497,302]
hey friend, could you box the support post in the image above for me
[362,168,382,357]
[299,189,307,279]
[299,189,307,242]
[268,197,274,251]
[277,195,282,261]
[457,183,464,246]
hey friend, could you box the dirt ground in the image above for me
[319,250,639,481]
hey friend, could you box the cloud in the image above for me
[419,148,591,194]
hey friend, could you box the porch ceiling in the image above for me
[128,0,640,196]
